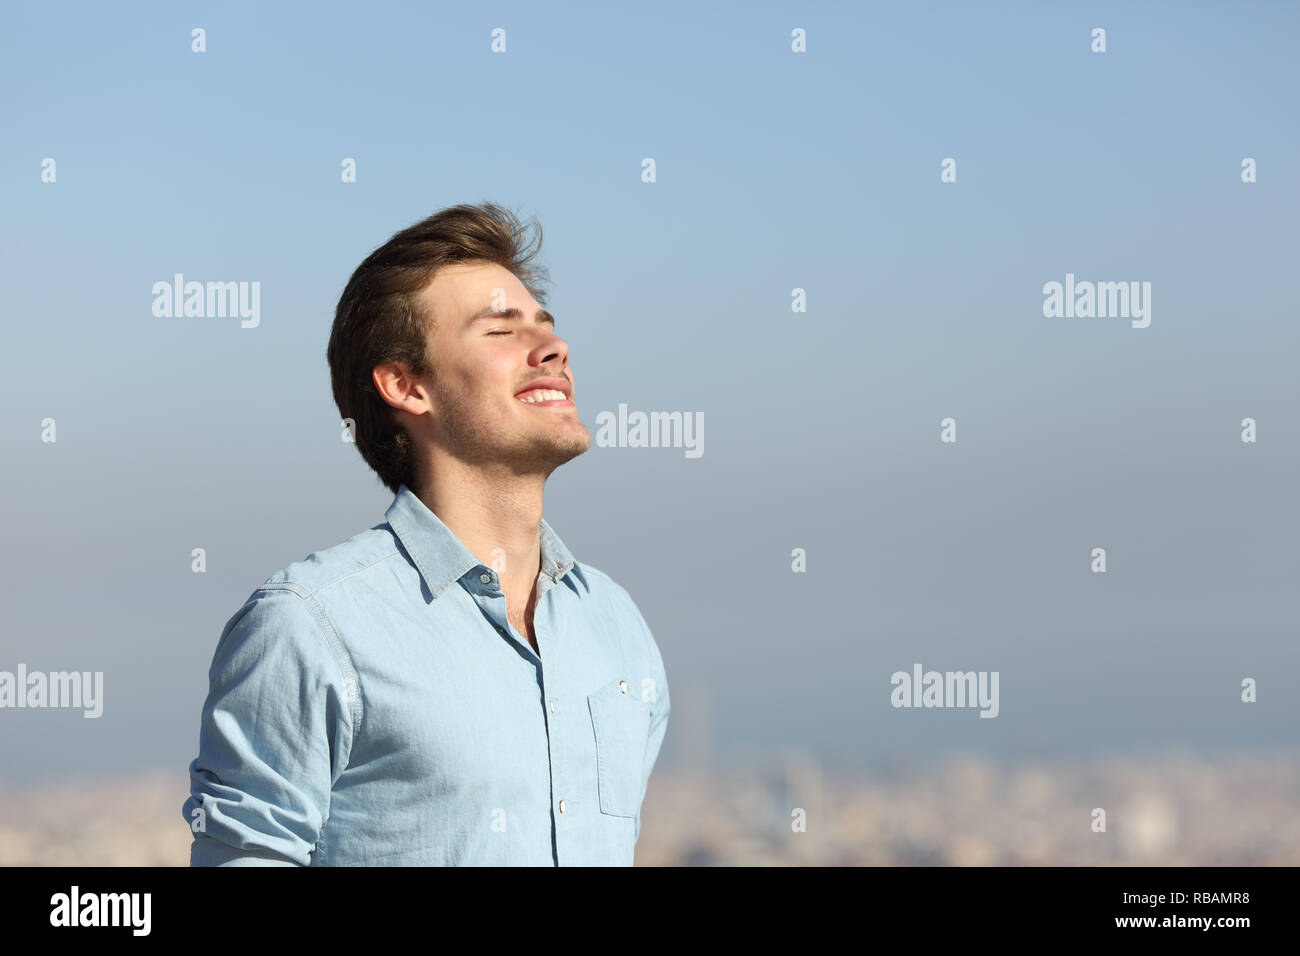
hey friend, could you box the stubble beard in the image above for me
[433,375,592,477]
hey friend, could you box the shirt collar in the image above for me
[385,484,586,601]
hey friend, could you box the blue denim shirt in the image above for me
[183,484,669,866]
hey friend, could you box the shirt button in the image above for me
[558,799,567,814]
[619,680,628,695]
[479,572,492,585]
[548,699,556,713]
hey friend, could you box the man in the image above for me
[182,202,670,865]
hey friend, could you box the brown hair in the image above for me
[327,201,550,495]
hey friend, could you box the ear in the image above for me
[372,362,434,417]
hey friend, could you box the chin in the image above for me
[543,429,593,465]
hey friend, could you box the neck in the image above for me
[413,455,548,600]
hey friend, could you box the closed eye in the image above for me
[486,330,511,336]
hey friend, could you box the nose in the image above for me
[528,327,570,371]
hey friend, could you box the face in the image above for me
[397,260,591,475]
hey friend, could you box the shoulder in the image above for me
[569,559,637,616]
[256,524,404,599]
[569,560,666,673]
[214,524,402,672]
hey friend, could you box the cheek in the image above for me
[443,347,513,397]
[480,353,522,395]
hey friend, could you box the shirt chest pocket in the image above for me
[587,676,652,818]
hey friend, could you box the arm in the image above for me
[183,585,356,866]
[634,610,670,846]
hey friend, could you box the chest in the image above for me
[506,589,539,651]
[335,590,654,820]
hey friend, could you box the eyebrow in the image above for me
[465,306,555,327]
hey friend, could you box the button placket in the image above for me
[548,699,566,820]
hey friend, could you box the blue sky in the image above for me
[1,1,1297,782]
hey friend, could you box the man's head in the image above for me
[327,202,591,495]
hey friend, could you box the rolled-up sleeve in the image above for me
[183,585,355,866]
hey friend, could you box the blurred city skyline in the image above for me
[3,749,1298,866]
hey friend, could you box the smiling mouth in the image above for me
[516,388,573,407]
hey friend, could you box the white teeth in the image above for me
[518,388,566,404]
